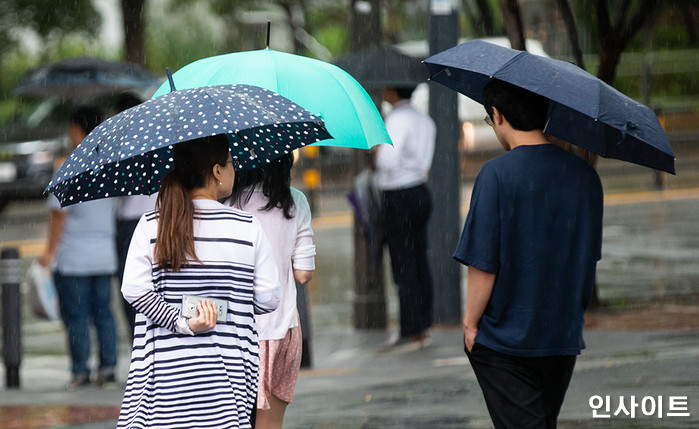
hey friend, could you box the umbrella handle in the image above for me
[237,133,264,170]
[166,68,176,92]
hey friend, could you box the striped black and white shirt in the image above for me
[117,199,280,429]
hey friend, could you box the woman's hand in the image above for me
[38,252,53,267]
[187,300,218,333]
[293,269,313,285]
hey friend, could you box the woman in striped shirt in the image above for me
[118,135,281,428]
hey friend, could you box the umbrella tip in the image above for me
[266,21,271,49]
[166,67,176,92]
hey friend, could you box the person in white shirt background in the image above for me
[228,153,315,429]
[372,85,436,350]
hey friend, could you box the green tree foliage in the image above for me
[570,0,697,99]
[0,0,102,123]
[0,0,99,53]
[384,0,430,44]
[145,1,226,73]
[462,0,505,37]
[306,3,350,56]
[574,0,693,55]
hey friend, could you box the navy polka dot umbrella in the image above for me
[46,84,332,207]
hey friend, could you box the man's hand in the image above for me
[42,209,66,268]
[463,266,495,353]
[369,146,379,171]
[463,320,478,353]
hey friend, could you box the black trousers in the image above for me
[116,218,140,334]
[466,342,576,429]
[382,184,433,338]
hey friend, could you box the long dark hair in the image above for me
[154,135,230,271]
[230,153,295,219]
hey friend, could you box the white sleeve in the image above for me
[121,214,192,335]
[47,193,62,211]
[251,217,281,314]
[421,117,437,173]
[375,113,407,173]
[292,192,316,271]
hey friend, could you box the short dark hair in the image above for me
[114,93,142,113]
[70,106,103,135]
[482,79,549,131]
[394,86,416,100]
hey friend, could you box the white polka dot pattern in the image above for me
[46,84,331,207]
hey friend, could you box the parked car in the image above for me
[0,85,160,213]
[0,98,73,212]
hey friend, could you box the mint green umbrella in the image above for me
[153,49,391,149]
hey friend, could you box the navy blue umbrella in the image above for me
[424,40,675,174]
[46,84,332,207]
[14,56,160,99]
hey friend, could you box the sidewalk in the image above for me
[0,322,697,428]
[291,325,699,428]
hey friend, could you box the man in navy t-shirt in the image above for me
[454,79,603,429]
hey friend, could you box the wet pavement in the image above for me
[0,405,119,429]
[600,197,699,302]
[288,328,699,428]
[0,150,698,428]
[0,325,696,428]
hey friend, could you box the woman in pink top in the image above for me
[228,153,315,428]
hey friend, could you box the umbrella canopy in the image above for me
[46,84,331,207]
[334,46,429,90]
[14,56,160,99]
[152,49,391,150]
[424,40,675,174]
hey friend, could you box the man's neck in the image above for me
[506,129,550,150]
[72,133,87,149]
[391,99,411,109]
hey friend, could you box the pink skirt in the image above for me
[257,326,303,409]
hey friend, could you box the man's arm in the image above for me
[369,146,379,171]
[464,266,496,352]
[38,209,66,267]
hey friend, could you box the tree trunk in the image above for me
[278,1,304,54]
[555,0,585,70]
[122,0,146,65]
[350,0,381,52]
[499,0,526,50]
[678,0,697,44]
[475,0,495,36]
[595,0,664,85]
[597,46,623,84]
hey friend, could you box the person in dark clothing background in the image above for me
[372,85,436,350]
